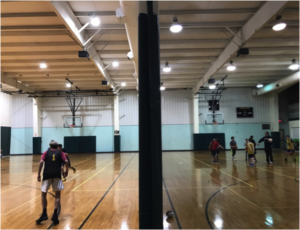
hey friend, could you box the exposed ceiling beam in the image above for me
[98,48,223,54]
[193,1,290,94]
[1,65,96,71]
[73,8,297,17]
[4,71,101,76]
[1,51,77,56]
[50,1,115,88]
[1,59,91,64]
[1,12,57,18]
[1,42,79,47]
[1,30,69,36]
[1,25,67,30]
[1,73,35,92]
[94,41,129,46]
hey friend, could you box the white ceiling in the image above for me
[1,1,299,92]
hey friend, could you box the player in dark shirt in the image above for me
[36,141,68,225]
[58,144,76,180]
[258,132,273,164]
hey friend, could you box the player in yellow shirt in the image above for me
[285,135,296,162]
[245,139,255,166]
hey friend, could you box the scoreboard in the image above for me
[236,107,253,118]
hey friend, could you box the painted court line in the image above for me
[163,179,182,230]
[1,178,37,193]
[176,154,253,187]
[78,154,136,229]
[72,157,121,191]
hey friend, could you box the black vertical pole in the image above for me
[72,98,75,125]
[138,1,163,229]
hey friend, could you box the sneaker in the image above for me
[62,177,66,182]
[265,161,269,163]
[270,162,273,164]
[72,167,76,173]
[284,158,287,162]
[51,214,59,225]
[36,214,48,223]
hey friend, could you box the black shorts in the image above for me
[248,154,254,158]
[211,150,218,157]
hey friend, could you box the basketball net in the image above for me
[213,121,218,126]
[70,124,75,129]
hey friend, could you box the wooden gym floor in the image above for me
[1,150,299,229]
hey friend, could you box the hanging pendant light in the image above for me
[163,62,171,72]
[272,15,286,31]
[227,60,236,71]
[289,58,299,70]
[256,83,264,88]
[170,16,182,33]
[160,82,165,91]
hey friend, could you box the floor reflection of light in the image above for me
[163,216,170,229]
[121,221,129,230]
[214,216,223,229]
[265,214,273,227]
[65,224,70,230]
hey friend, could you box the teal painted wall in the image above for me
[10,124,271,154]
[120,126,139,151]
[42,127,114,152]
[199,123,271,149]
[10,128,33,154]
[162,125,193,150]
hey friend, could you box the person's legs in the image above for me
[265,149,269,163]
[285,150,289,161]
[51,179,64,225]
[269,149,273,163]
[232,148,236,160]
[36,180,51,223]
[66,155,76,173]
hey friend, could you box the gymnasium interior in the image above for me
[0,1,299,229]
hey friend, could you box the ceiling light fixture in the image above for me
[160,82,165,91]
[90,17,100,26]
[163,62,171,72]
[227,60,236,71]
[127,51,134,60]
[170,16,182,33]
[272,15,286,31]
[121,82,126,87]
[66,83,71,87]
[289,58,299,70]
[209,84,216,89]
[112,61,119,67]
[256,83,264,88]
[40,63,47,69]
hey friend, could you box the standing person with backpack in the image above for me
[258,132,273,164]
[285,135,296,162]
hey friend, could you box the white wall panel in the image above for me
[11,95,33,128]
[199,88,271,124]
[162,90,193,125]
[119,91,139,126]
[0,92,12,127]
[42,96,114,127]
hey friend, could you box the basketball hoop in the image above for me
[213,121,218,126]
[69,124,75,129]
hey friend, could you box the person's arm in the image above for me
[257,137,264,146]
[219,144,224,149]
[61,152,69,177]
[37,151,47,181]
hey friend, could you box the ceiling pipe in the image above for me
[119,1,139,85]
[254,71,299,95]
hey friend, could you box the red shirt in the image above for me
[211,141,220,150]
[41,149,67,162]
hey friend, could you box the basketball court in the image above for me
[0,1,299,229]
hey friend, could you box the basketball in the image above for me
[234,146,237,149]
[268,138,273,143]
[166,211,175,218]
